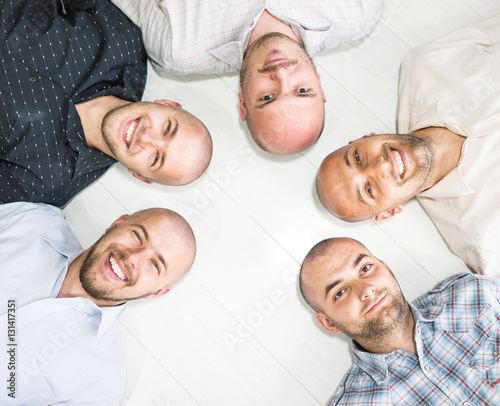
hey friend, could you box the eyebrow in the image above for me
[132,224,167,271]
[324,253,369,298]
[256,92,318,110]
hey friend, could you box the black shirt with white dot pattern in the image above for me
[0,0,147,206]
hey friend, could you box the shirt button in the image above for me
[493,350,499,358]
[424,365,431,372]
[29,76,37,82]
[462,402,471,406]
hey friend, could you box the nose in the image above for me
[269,65,293,81]
[364,156,390,179]
[127,246,149,270]
[358,282,376,301]
[138,128,164,149]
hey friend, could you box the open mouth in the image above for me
[109,253,128,282]
[124,118,140,149]
[391,149,405,179]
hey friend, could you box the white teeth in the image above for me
[109,255,126,281]
[126,120,137,145]
[394,150,405,178]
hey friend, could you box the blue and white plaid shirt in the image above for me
[330,273,500,405]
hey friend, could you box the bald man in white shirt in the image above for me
[316,8,500,277]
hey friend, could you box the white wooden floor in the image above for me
[63,1,499,405]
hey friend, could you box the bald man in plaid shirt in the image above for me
[112,0,384,155]
[300,238,500,406]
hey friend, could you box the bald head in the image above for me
[246,105,325,155]
[70,206,197,307]
[316,149,374,222]
[239,32,326,155]
[300,238,366,313]
[146,109,213,186]
[316,133,436,222]
[101,100,213,187]
[124,207,197,280]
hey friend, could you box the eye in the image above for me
[164,120,171,136]
[151,151,159,167]
[354,151,361,165]
[334,288,346,301]
[152,259,160,275]
[133,230,142,244]
[261,94,273,101]
[298,87,310,94]
[366,184,374,199]
[361,264,372,274]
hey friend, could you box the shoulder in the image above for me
[0,202,79,261]
[328,364,390,405]
[0,202,65,231]
[414,273,500,314]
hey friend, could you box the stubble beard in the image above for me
[240,32,312,90]
[389,133,435,196]
[79,240,140,303]
[333,289,412,345]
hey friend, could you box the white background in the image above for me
[63,0,499,404]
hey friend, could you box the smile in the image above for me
[391,149,405,179]
[366,293,387,314]
[125,118,139,149]
[109,253,128,282]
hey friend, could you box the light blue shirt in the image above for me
[0,202,126,405]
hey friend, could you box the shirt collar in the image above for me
[209,7,266,71]
[350,303,446,383]
[418,137,474,199]
[44,235,126,341]
[44,236,83,298]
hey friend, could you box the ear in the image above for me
[154,99,182,109]
[106,214,129,232]
[315,312,342,334]
[145,287,171,300]
[375,205,403,221]
[238,91,247,121]
[128,169,153,184]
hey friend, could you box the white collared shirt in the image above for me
[111,0,384,74]
[397,8,500,277]
[0,202,126,405]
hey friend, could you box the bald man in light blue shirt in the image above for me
[0,202,196,405]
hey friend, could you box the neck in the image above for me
[414,126,465,189]
[58,251,90,300]
[75,95,129,157]
[358,304,417,355]
[248,10,299,47]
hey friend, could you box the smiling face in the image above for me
[239,33,326,155]
[316,134,435,221]
[300,238,410,343]
[101,100,212,185]
[78,208,196,306]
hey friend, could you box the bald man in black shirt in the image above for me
[0,0,212,206]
